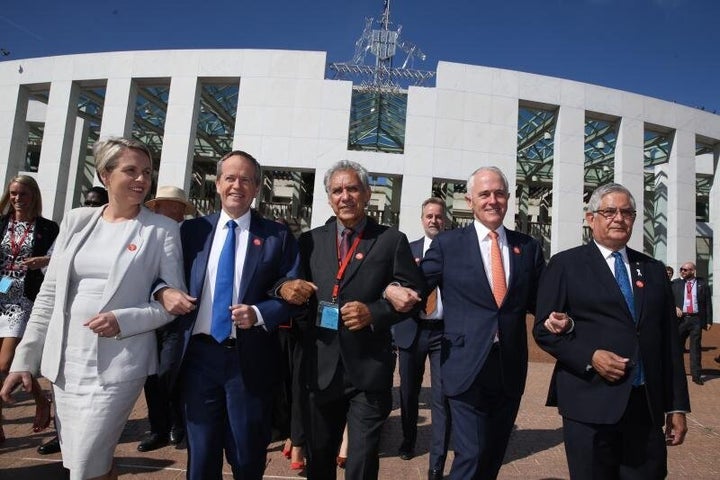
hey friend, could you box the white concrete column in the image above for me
[551,105,585,255]
[36,80,80,221]
[310,167,333,228]
[99,77,137,139]
[0,85,30,188]
[157,76,200,193]
[64,118,91,214]
[666,129,696,271]
[615,117,644,252]
[398,174,433,240]
[710,144,719,324]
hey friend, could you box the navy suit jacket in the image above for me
[168,210,300,393]
[393,238,426,350]
[534,243,690,426]
[422,224,544,398]
[298,217,425,393]
[672,277,712,327]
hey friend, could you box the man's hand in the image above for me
[156,287,197,315]
[21,256,50,270]
[705,323,712,331]
[675,307,682,318]
[230,304,257,329]
[84,311,121,338]
[665,412,687,446]
[591,349,629,382]
[544,311,573,334]
[0,371,33,403]
[340,301,372,331]
[384,284,420,313]
[279,280,318,305]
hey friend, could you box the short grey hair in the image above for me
[216,150,262,185]
[466,166,509,193]
[586,183,636,212]
[93,137,153,185]
[323,160,370,193]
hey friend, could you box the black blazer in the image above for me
[672,277,712,327]
[534,243,690,426]
[0,215,59,301]
[297,216,425,393]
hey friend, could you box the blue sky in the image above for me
[2,0,718,112]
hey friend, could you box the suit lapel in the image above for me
[191,213,219,298]
[341,219,378,286]
[584,243,635,323]
[238,213,263,303]
[505,230,523,295]
[99,212,146,309]
[627,249,646,326]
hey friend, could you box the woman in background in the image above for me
[0,175,58,443]
[0,137,185,480]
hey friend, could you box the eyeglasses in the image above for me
[84,200,104,207]
[593,208,636,220]
[679,268,693,272]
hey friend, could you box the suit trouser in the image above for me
[447,345,520,480]
[397,324,451,470]
[562,387,667,480]
[304,365,392,480]
[181,338,272,480]
[678,315,703,378]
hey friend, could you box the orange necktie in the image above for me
[489,230,507,307]
[424,289,438,315]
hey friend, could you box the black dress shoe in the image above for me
[692,377,704,385]
[428,467,443,480]
[398,444,415,460]
[37,435,61,455]
[137,433,169,452]
[169,425,185,445]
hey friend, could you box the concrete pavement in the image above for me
[1,320,719,479]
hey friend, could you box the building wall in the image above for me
[1,49,718,318]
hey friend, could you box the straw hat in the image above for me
[145,185,197,215]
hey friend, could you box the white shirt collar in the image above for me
[593,240,628,262]
[473,220,506,242]
[219,208,251,231]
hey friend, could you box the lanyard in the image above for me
[8,219,32,269]
[332,231,363,302]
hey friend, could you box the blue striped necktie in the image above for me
[211,219,237,342]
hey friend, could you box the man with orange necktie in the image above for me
[416,166,545,480]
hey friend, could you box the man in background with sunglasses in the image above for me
[672,262,713,385]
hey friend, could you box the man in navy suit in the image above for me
[392,197,451,478]
[159,151,299,480]
[412,166,545,480]
[534,183,690,479]
[672,261,713,385]
[278,160,425,480]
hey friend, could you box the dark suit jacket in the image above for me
[297,217,425,393]
[534,243,690,426]
[422,224,545,398]
[168,210,300,392]
[392,238,425,350]
[0,215,59,301]
[672,277,712,327]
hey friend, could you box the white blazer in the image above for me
[11,206,186,385]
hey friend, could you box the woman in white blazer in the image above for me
[0,137,186,480]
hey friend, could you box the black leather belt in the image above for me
[681,313,699,318]
[418,319,443,329]
[193,333,236,348]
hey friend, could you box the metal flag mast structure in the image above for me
[328,0,435,93]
